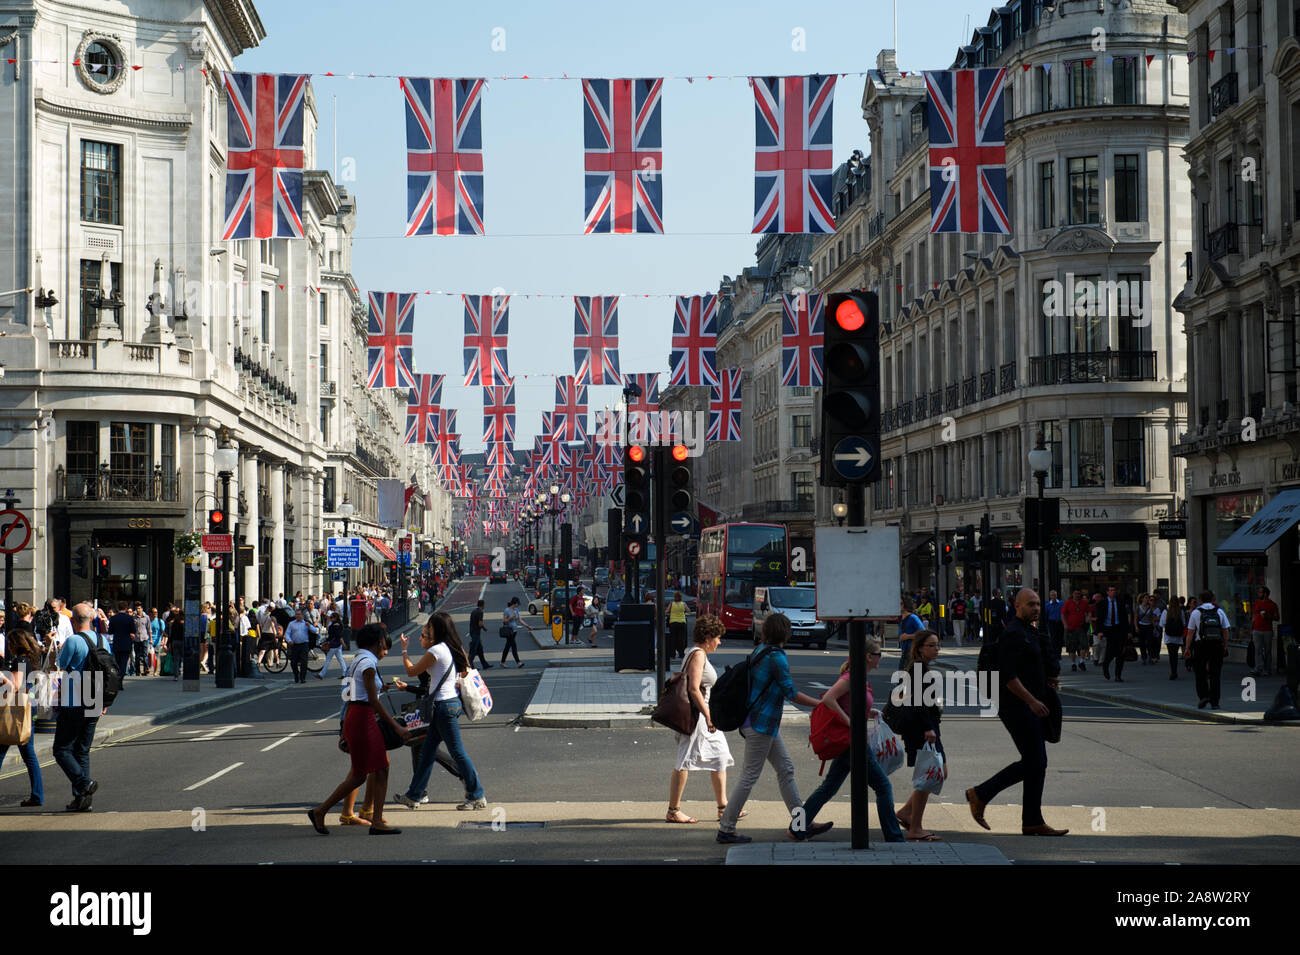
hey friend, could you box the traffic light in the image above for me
[623,444,650,540]
[662,444,692,521]
[97,555,111,577]
[208,508,227,533]
[978,532,1001,563]
[820,291,881,487]
[941,543,954,565]
[73,546,89,578]
[954,524,975,562]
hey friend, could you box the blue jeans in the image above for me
[52,708,99,796]
[898,639,912,668]
[802,748,904,842]
[404,698,483,801]
[0,733,44,803]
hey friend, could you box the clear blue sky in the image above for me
[238,0,988,450]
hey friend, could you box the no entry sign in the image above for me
[0,510,32,554]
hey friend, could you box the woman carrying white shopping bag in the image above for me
[887,629,947,841]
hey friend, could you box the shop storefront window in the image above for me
[1205,493,1266,639]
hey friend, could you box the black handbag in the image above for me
[376,713,404,751]
[1043,685,1063,744]
[499,625,513,640]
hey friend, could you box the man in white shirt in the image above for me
[53,598,74,647]
[1185,590,1230,710]
[284,607,312,684]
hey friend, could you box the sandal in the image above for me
[717,805,748,820]
[906,831,942,842]
[339,813,366,826]
[666,807,698,824]
[357,808,390,827]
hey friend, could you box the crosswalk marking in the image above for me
[261,732,301,752]
[184,762,244,791]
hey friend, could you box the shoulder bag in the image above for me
[650,649,699,735]
[417,656,456,725]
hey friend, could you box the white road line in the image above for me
[315,714,339,724]
[261,732,301,752]
[192,723,253,741]
[184,761,244,791]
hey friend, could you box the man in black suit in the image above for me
[1097,585,1134,682]
[107,601,135,680]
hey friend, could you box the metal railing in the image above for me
[944,383,959,411]
[897,402,913,427]
[980,369,997,400]
[999,361,1017,393]
[1028,350,1157,384]
[929,389,943,416]
[55,465,180,503]
[1208,71,1238,119]
[914,395,929,421]
[1207,222,1239,261]
[962,375,977,405]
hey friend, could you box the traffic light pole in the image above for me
[846,483,870,851]
[1,490,19,631]
[653,446,668,701]
[215,475,235,688]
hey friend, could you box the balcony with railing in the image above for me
[54,464,181,504]
[867,211,885,240]
[1028,350,1157,385]
[929,389,943,416]
[1207,222,1239,261]
[980,369,997,400]
[48,340,194,375]
[1208,71,1238,120]
[914,395,929,421]
[896,401,913,427]
[944,383,959,411]
[882,407,895,432]
[353,440,387,476]
[999,361,1017,393]
[961,375,977,405]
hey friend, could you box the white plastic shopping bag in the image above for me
[911,741,945,795]
[868,714,905,776]
[459,668,493,722]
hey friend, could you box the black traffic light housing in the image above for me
[819,290,881,487]
[623,444,650,540]
[73,546,89,578]
[208,508,227,534]
[954,524,975,562]
[97,555,112,577]
[663,444,692,517]
[941,543,954,565]
[978,532,1001,563]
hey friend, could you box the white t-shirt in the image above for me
[1185,604,1230,643]
[425,643,459,702]
[347,649,379,702]
[55,613,73,647]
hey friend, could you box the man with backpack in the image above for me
[54,603,119,812]
[1186,591,1230,710]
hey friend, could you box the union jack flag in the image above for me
[752,75,836,234]
[563,444,587,492]
[432,409,459,470]
[573,296,622,386]
[781,292,825,387]
[463,295,510,387]
[485,440,513,468]
[482,381,516,447]
[582,78,664,234]
[553,376,588,443]
[400,77,486,236]
[222,72,309,240]
[624,372,662,442]
[668,296,719,387]
[924,69,1010,234]
[366,292,417,390]
[707,367,743,442]
[540,413,571,470]
[404,374,444,445]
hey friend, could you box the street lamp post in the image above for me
[1028,432,1053,597]
[339,498,355,644]
[214,445,240,688]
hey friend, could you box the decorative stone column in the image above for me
[270,464,286,597]
[242,455,259,599]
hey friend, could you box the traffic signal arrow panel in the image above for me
[820,290,881,487]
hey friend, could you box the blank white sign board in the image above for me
[815,525,901,620]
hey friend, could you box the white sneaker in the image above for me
[395,793,420,810]
[457,797,487,810]
[419,795,430,804]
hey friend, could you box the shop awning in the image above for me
[1214,489,1300,556]
[902,533,934,557]
[367,537,398,560]
[358,538,385,563]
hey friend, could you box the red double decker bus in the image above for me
[697,522,789,638]
[472,554,491,577]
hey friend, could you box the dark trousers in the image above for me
[467,632,488,668]
[1101,626,1127,679]
[289,642,309,682]
[1048,620,1064,656]
[113,648,132,680]
[52,707,99,797]
[973,706,1047,827]
[1167,643,1182,677]
[1192,640,1224,705]
[670,622,687,659]
[501,631,520,665]
[132,641,151,675]
[1137,625,1159,662]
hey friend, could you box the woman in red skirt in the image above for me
[308,624,409,835]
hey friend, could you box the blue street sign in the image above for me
[400,552,412,566]
[670,512,697,536]
[332,571,347,582]
[831,436,876,482]
[420,559,432,572]
[327,537,362,569]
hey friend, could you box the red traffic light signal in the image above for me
[627,444,645,463]
[833,296,867,331]
[941,543,954,565]
[208,509,227,533]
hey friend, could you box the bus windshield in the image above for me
[727,525,787,558]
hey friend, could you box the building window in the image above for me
[1116,273,1146,351]
[1113,418,1144,486]
[1068,156,1099,224]
[1040,420,1063,489]
[320,343,328,382]
[1038,65,1053,111]
[320,403,330,444]
[790,386,811,398]
[1071,274,1106,351]
[80,141,122,224]
[1114,154,1140,221]
[78,258,122,340]
[1070,419,1105,487]
[109,423,151,496]
[792,472,814,509]
[66,421,99,494]
[1038,160,1055,229]
[1113,56,1139,105]
[261,290,271,341]
[324,467,336,513]
[319,292,328,326]
[791,414,812,448]
[1067,60,1096,107]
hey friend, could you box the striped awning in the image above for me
[367,537,397,560]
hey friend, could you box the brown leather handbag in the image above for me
[650,660,699,735]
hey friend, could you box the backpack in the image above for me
[808,702,850,770]
[1197,606,1224,643]
[711,645,774,732]
[80,633,123,709]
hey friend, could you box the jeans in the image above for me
[404,698,483,801]
[719,727,801,834]
[1137,624,1158,662]
[131,641,151,675]
[500,631,520,665]
[467,633,488,669]
[1167,642,1182,677]
[52,707,99,797]
[320,646,346,678]
[1192,640,1224,705]
[802,748,904,841]
[1252,630,1274,674]
[0,733,44,803]
[972,705,1047,827]
[289,642,309,682]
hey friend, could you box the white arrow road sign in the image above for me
[628,513,645,533]
[833,446,873,468]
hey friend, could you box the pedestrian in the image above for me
[968,590,982,643]
[584,599,601,646]
[1186,591,1230,710]
[897,596,924,668]
[1062,589,1090,672]
[308,624,410,835]
[1135,593,1160,665]
[889,629,945,841]
[500,597,531,668]
[950,592,967,643]
[801,636,905,842]
[665,614,737,825]
[1250,586,1280,677]
[53,603,105,812]
[1044,590,1064,658]
[1098,585,1134,682]
[716,613,827,845]
[395,612,487,811]
[987,590,1007,642]
[149,608,165,676]
[285,606,312,684]
[966,588,1068,837]
[130,603,151,677]
[256,600,280,670]
[165,609,185,680]
[318,613,347,680]
[668,591,688,660]
[107,601,134,680]
[0,608,45,807]
[568,586,587,645]
[466,599,491,669]
[1159,596,1186,680]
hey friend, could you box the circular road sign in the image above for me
[626,540,642,559]
[831,436,876,482]
[0,509,32,554]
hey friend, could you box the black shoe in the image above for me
[81,779,99,798]
[1197,699,1209,709]
[1209,702,1220,710]
[1102,670,1110,680]
[1116,677,1124,682]
[67,793,92,812]
[20,796,42,807]
[369,826,402,835]
[716,831,752,845]
[1071,663,1078,672]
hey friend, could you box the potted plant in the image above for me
[1052,529,1092,566]
[174,531,203,564]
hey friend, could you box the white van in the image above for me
[752,586,829,649]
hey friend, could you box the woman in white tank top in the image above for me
[665,614,739,824]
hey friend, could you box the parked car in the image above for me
[752,586,828,649]
[601,587,625,629]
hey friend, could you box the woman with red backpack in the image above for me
[802,637,905,841]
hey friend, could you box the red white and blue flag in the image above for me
[707,367,743,442]
[401,77,486,236]
[573,296,622,386]
[540,413,571,471]
[924,68,1010,234]
[563,444,587,492]
[432,409,459,469]
[582,78,664,234]
[482,381,516,447]
[752,75,836,234]
[553,375,588,443]
[668,295,719,387]
[222,72,309,240]
[781,292,824,387]
[404,373,444,445]
[463,294,510,387]
[623,372,662,442]
[366,291,417,390]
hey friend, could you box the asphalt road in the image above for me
[2,576,1296,864]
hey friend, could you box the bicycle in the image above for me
[260,638,324,674]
